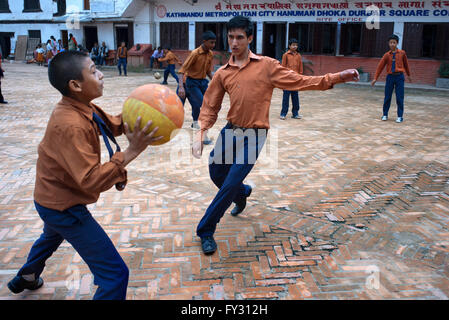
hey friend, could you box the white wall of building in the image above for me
[1,0,55,20]
[133,2,151,45]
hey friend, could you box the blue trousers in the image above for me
[196,123,267,238]
[281,90,300,117]
[163,64,179,83]
[178,77,209,121]
[17,202,129,300]
[383,73,404,117]
[117,57,127,76]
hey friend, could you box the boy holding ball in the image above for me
[7,51,161,299]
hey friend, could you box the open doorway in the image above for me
[263,23,286,61]
[115,23,133,50]
[0,32,14,58]
[84,26,98,51]
[60,30,68,50]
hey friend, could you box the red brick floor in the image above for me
[0,62,448,300]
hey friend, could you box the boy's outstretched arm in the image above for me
[269,59,359,91]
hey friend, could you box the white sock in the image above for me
[22,273,35,281]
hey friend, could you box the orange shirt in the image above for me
[159,50,181,65]
[117,46,128,58]
[281,50,303,74]
[374,49,411,80]
[179,45,214,79]
[34,96,127,211]
[199,51,343,131]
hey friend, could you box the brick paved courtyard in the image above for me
[0,62,448,300]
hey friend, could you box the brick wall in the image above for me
[171,50,442,86]
[301,55,441,85]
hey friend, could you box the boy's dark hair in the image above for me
[202,31,216,41]
[227,16,253,37]
[388,34,399,42]
[48,51,90,96]
[289,38,298,46]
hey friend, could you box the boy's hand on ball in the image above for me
[340,69,359,82]
[123,117,163,166]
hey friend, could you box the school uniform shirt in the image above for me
[199,50,343,131]
[179,45,214,79]
[281,50,303,74]
[117,47,128,59]
[151,49,163,59]
[374,49,411,81]
[34,96,127,211]
[159,51,181,65]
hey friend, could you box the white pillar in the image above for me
[393,22,404,50]
[155,21,160,48]
[285,22,289,49]
[256,21,263,54]
[188,22,195,50]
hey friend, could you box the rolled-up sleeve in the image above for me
[198,71,226,131]
[269,59,342,91]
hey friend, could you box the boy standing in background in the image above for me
[372,34,412,123]
[280,38,303,120]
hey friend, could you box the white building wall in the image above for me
[1,0,55,20]
[133,3,151,45]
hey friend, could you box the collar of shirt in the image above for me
[59,96,94,121]
[225,50,261,69]
[198,45,212,56]
[287,50,298,55]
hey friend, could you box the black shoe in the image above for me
[161,82,168,85]
[7,275,44,294]
[201,236,217,255]
[0,100,7,104]
[231,185,252,216]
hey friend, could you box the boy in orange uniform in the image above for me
[371,34,411,123]
[159,47,182,85]
[7,51,161,299]
[192,16,359,254]
[280,38,303,120]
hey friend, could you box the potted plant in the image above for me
[356,67,370,82]
[436,61,449,88]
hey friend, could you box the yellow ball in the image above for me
[122,84,184,146]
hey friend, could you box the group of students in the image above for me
[89,42,110,66]
[30,36,63,66]
[5,16,410,300]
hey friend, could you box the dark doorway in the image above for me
[84,26,98,51]
[60,30,68,50]
[115,23,133,50]
[0,32,13,58]
[263,23,286,61]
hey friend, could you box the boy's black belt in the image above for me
[391,72,403,75]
